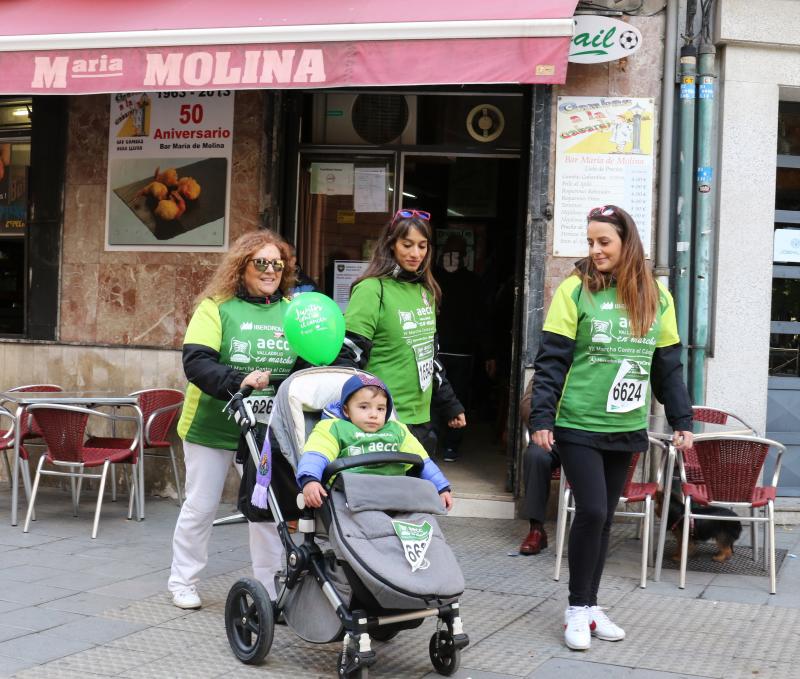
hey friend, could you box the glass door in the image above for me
[295,153,395,308]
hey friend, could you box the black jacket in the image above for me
[530,330,692,436]
[335,332,464,421]
[182,290,310,402]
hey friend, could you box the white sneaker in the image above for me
[563,606,591,650]
[590,606,625,641]
[172,586,201,609]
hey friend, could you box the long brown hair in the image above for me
[196,229,296,306]
[353,215,442,306]
[577,205,658,337]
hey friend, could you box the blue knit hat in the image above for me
[340,374,393,423]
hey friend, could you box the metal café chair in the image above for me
[554,438,664,589]
[23,404,140,539]
[687,406,760,556]
[676,434,786,594]
[85,388,185,506]
[0,384,64,508]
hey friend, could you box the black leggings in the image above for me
[559,442,633,607]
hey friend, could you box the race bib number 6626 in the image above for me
[244,396,275,424]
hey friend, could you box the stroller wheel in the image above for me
[225,577,274,664]
[339,652,369,679]
[429,630,461,676]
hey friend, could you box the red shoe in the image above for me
[519,527,548,555]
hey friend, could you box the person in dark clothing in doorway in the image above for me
[432,233,481,461]
[518,375,560,555]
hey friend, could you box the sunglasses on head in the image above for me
[249,258,285,273]
[588,205,618,219]
[393,209,431,223]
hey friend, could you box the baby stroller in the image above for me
[223,366,469,678]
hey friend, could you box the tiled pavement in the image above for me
[1,487,799,678]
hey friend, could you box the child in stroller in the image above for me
[223,367,469,678]
[297,373,453,512]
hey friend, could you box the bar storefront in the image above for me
[0,0,668,510]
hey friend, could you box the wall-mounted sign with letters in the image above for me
[569,15,643,64]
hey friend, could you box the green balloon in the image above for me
[284,292,345,366]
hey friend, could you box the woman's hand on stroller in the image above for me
[240,369,271,390]
[303,481,328,508]
[440,490,453,511]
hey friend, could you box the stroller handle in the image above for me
[225,386,255,429]
[321,452,424,485]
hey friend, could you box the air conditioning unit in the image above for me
[311,93,417,145]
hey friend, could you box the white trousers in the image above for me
[168,441,283,598]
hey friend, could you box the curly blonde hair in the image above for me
[196,229,296,305]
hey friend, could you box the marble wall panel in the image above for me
[65,95,110,187]
[60,263,99,343]
[60,90,268,348]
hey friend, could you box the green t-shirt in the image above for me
[544,275,680,433]
[345,278,436,424]
[178,296,298,449]
[303,417,429,477]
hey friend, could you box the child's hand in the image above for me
[440,490,453,511]
[303,481,328,508]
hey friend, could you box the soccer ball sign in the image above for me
[569,15,644,64]
[619,30,640,51]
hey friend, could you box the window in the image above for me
[0,99,31,336]
[770,101,800,376]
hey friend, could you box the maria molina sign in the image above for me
[0,37,572,95]
[569,16,642,64]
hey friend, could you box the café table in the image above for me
[647,413,754,581]
[0,390,145,526]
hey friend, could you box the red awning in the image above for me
[0,1,578,95]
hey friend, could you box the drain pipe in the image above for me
[655,0,679,283]
[675,37,697,381]
[690,32,716,405]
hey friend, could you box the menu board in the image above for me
[105,91,234,251]
[553,96,655,257]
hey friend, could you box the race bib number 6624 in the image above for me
[606,359,648,413]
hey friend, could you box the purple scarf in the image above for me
[250,431,272,510]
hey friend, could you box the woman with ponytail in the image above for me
[337,210,466,454]
[530,205,693,651]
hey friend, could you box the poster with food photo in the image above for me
[105,91,234,251]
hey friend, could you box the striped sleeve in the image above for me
[183,297,223,350]
[542,276,581,340]
[302,419,342,463]
[398,422,430,460]
[655,282,681,348]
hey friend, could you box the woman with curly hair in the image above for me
[337,209,466,455]
[168,229,305,610]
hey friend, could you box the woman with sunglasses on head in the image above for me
[337,209,466,455]
[530,205,693,651]
[168,230,307,610]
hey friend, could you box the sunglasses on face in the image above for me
[393,209,431,222]
[588,205,618,219]
[249,258,285,272]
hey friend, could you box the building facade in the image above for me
[0,1,679,510]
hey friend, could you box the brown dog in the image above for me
[655,489,742,563]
